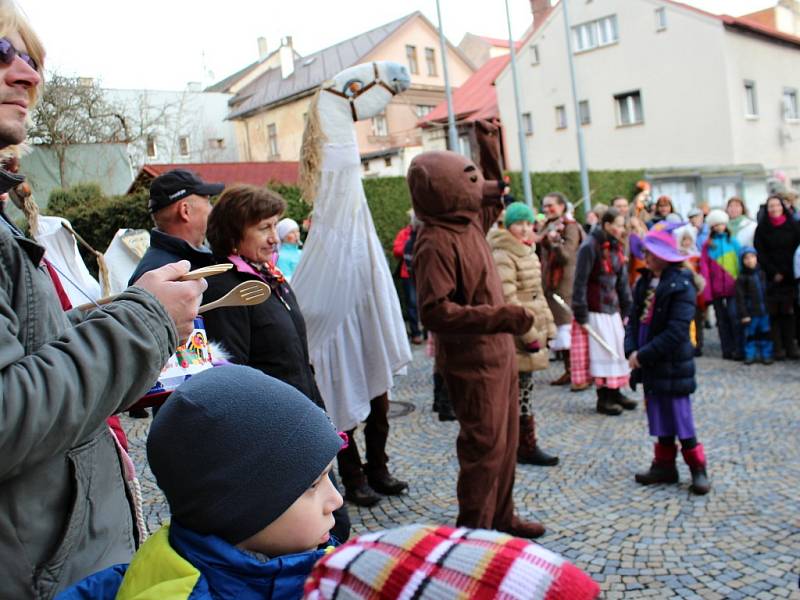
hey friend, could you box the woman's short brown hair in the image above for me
[726,196,748,216]
[207,184,286,257]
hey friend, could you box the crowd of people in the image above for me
[3,2,800,598]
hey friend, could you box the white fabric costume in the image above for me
[292,143,412,431]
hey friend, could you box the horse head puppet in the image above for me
[300,61,410,201]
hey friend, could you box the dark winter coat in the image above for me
[753,217,800,304]
[572,228,632,324]
[625,265,697,397]
[128,229,215,286]
[735,266,768,319]
[202,259,324,409]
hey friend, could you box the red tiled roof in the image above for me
[129,162,299,193]
[419,55,510,126]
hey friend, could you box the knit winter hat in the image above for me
[303,524,601,600]
[740,245,757,258]
[147,365,343,545]
[277,217,300,241]
[706,209,729,228]
[504,201,535,229]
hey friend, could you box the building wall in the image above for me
[238,96,312,161]
[722,29,800,181]
[496,0,734,172]
[105,89,239,168]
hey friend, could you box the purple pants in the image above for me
[645,394,696,439]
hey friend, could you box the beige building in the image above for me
[214,12,474,178]
[496,0,800,215]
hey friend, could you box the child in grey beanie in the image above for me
[63,364,346,599]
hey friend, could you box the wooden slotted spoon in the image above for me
[198,280,271,314]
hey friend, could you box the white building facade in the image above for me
[496,0,800,215]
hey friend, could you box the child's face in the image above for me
[237,460,342,556]
[680,234,694,250]
[508,220,533,243]
[282,228,300,245]
[743,253,758,269]
[712,223,727,234]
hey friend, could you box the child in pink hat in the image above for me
[624,229,710,495]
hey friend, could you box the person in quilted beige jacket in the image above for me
[489,202,559,467]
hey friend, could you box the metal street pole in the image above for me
[561,0,591,216]
[435,0,459,152]
[505,0,533,209]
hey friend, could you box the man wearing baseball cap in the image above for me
[128,169,224,285]
[127,169,224,417]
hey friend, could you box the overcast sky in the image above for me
[20,0,776,91]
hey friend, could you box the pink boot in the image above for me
[681,443,710,495]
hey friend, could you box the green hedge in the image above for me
[45,169,643,276]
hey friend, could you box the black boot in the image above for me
[609,387,637,410]
[344,482,382,507]
[517,415,559,466]
[771,320,786,360]
[596,387,622,416]
[635,443,679,485]
[682,444,710,495]
[783,314,800,359]
[366,472,408,496]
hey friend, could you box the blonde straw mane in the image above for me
[298,90,327,204]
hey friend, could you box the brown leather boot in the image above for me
[501,515,545,539]
[550,351,571,386]
[517,415,559,466]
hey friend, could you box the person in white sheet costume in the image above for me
[291,61,412,507]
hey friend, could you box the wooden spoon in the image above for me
[75,263,234,311]
[198,280,271,314]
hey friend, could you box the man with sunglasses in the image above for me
[0,5,206,598]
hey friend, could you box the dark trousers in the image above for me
[401,278,421,337]
[694,307,704,352]
[713,297,740,357]
[337,393,390,490]
[744,315,773,361]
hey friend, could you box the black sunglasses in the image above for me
[0,37,38,71]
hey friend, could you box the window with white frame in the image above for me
[783,88,799,120]
[522,112,533,135]
[146,135,157,159]
[372,113,388,137]
[573,15,618,52]
[555,105,567,129]
[579,100,591,125]
[655,7,667,31]
[744,80,758,117]
[415,105,435,118]
[425,48,437,76]
[615,91,643,125]
[267,123,279,157]
[178,135,190,157]
[530,44,540,65]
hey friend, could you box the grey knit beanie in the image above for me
[147,365,343,544]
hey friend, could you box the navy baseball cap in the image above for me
[148,169,224,213]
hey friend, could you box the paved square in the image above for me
[124,333,800,599]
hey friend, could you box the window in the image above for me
[555,105,567,129]
[384,156,392,167]
[178,135,190,157]
[406,45,419,75]
[579,100,591,125]
[783,88,799,120]
[522,112,533,135]
[530,44,540,65]
[425,47,437,76]
[457,135,471,158]
[615,91,644,125]
[267,123,279,157]
[573,15,618,52]
[655,7,667,31]
[362,160,370,173]
[208,138,225,149]
[744,80,758,117]
[371,113,388,137]
[416,105,435,118]
[146,136,157,159]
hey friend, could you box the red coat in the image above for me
[392,225,412,279]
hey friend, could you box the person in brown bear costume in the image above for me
[408,123,546,538]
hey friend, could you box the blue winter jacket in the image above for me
[624,265,697,397]
[56,522,332,600]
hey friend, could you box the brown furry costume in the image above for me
[408,136,541,534]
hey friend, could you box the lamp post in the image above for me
[435,0,459,152]
[505,0,534,208]
[561,0,591,216]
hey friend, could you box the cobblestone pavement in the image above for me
[123,331,800,599]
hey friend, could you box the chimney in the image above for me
[279,36,294,79]
[531,0,554,25]
[257,36,269,61]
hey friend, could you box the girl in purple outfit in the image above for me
[625,230,710,495]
